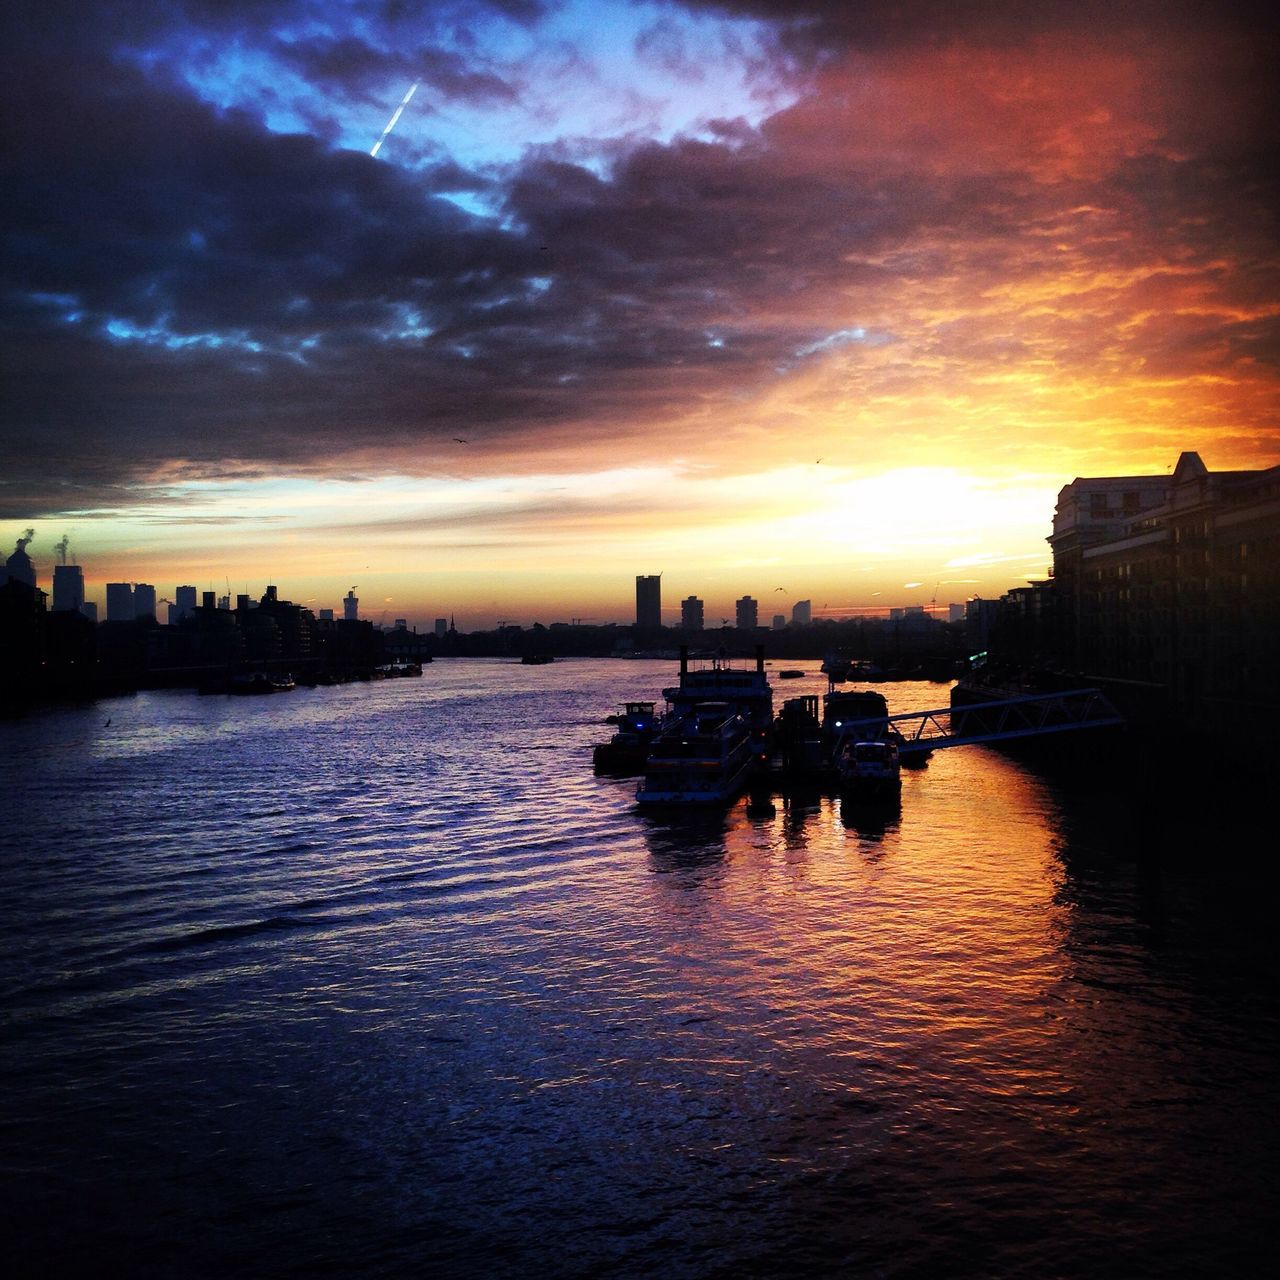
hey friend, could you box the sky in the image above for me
[3,0,1277,627]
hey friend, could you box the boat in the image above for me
[593,701,659,776]
[269,673,296,692]
[821,652,852,682]
[377,662,423,678]
[822,689,889,757]
[228,672,275,695]
[778,669,807,679]
[662,646,773,736]
[837,738,901,797]
[636,702,756,806]
[521,654,555,665]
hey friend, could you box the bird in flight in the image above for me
[774,586,786,592]
[453,437,469,444]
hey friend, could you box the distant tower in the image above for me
[175,585,197,621]
[106,582,135,622]
[772,614,786,631]
[318,608,334,622]
[735,595,758,630]
[434,617,447,638]
[791,599,812,627]
[133,583,157,620]
[5,529,36,588]
[344,588,359,621]
[52,565,86,613]
[50,534,81,610]
[680,594,704,630]
[635,574,661,630]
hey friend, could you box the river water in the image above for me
[2,659,1276,1277]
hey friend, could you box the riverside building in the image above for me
[1049,450,1280,741]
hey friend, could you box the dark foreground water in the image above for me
[2,659,1276,1278]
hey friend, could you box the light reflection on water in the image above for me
[1,659,1276,1278]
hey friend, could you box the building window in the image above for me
[1123,491,1141,514]
[1090,493,1109,516]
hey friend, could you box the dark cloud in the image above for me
[2,0,1278,518]
[275,35,518,106]
[684,1,1280,47]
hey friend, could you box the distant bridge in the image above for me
[833,688,1125,756]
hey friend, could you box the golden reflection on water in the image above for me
[638,737,1074,1111]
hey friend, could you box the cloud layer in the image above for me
[2,0,1277,523]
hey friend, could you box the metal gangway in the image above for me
[834,688,1125,756]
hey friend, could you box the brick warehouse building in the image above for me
[1049,451,1280,741]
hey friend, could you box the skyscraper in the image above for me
[133,583,157,620]
[635,575,661,630]
[106,582,135,622]
[52,564,85,612]
[435,617,447,638]
[344,589,359,621]
[680,595,704,630]
[772,614,786,630]
[175,585,197,621]
[791,599,812,626]
[735,595,758,630]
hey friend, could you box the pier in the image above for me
[831,688,1125,757]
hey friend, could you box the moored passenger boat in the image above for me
[636,702,756,806]
[662,645,773,755]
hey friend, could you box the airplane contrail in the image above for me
[370,81,420,158]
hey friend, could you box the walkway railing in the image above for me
[834,689,1125,756]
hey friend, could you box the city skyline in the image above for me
[3,530,989,632]
[3,3,1277,624]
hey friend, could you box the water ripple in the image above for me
[1,661,1277,1278]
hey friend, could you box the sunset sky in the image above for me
[3,1,1277,627]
